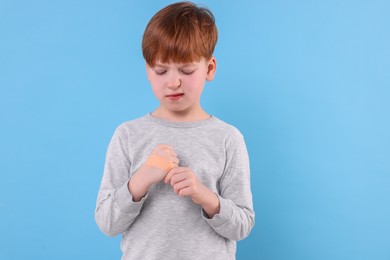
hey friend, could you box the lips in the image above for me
[166,93,184,100]
[167,93,184,97]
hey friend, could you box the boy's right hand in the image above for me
[143,144,179,184]
[128,144,179,201]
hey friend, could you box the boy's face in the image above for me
[146,57,216,119]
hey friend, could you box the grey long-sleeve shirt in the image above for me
[95,114,254,260]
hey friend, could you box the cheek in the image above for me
[187,77,206,94]
[149,77,163,89]
[150,82,164,98]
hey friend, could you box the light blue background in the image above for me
[1,0,389,259]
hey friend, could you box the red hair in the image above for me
[142,2,218,67]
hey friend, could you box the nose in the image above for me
[167,74,181,89]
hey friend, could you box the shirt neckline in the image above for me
[145,113,216,128]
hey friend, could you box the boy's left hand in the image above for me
[164,167,202,202]
[164,167,220,218]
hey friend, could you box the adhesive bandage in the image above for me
[145,154,175,172]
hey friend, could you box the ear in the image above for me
[206,57,217,81]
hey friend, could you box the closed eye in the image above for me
[181,70,194,75]
[155,70,167,75]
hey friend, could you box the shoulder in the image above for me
[211,116,244,137]
[117,115,150,129]
[209,116,246,145]
[112,114,152,139]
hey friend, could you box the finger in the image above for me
[160,143,173,149]
[162,148,177,158]
[164,167,179,183]
[154,144,173,153]
[171,156,180,166]
[164,167,186,183]
[155,149,169,157]
[164,144,175,153]
[173,179,191,195]
[177,186,194,197]
[166,151,177,160]
[170,172,188,186]
[153,144,168,152]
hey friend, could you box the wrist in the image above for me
[195,186,220,218]
[128,167,152,202]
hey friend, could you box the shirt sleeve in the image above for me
[94,126,147,237]
[202,131,255,241]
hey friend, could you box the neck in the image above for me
[151,106,210,122]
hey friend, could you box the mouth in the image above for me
[166,93,184,100]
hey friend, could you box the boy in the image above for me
[95,2,254,259]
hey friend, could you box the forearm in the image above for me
[204,132,254,240]
[128,165,152,202]
[95,181,146,237]
[203,196,255,241]
[194,185,221,218]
